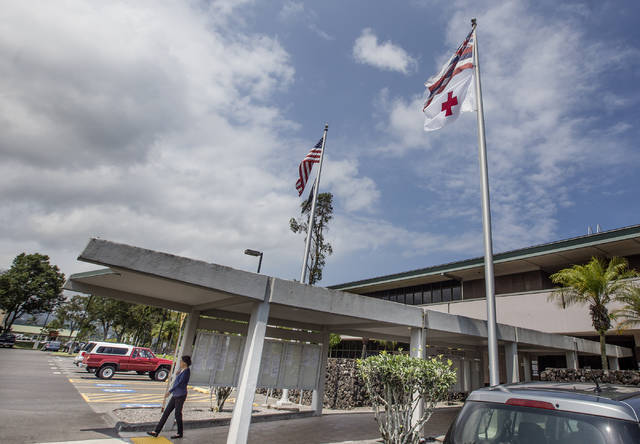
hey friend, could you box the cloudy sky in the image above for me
[1,0,639,287]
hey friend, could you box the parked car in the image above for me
[74,341,98,366]
[82,344,173,381]
[444,382,640,444]
[0,332,16,348]
[42,340,61,351]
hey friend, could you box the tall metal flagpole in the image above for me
[471,18,499,386]
[279,124,328,406]
[299,123,329,284]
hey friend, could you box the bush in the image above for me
[357,352,456,444]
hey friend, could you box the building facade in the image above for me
[332,224,640,375]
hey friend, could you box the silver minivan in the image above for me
[444,382,640,443]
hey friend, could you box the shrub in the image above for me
[357,352,456,444]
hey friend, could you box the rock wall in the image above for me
[256,358,466,410]
[323,358,370,409]
[540,368,640,385]
[255,358,369,408]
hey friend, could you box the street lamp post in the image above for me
[244,249,263,273]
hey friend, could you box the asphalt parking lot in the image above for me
[56,354,219,413]
[0,348,119,443]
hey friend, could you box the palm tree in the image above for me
[612,286,640,332]
[549,256,636,370]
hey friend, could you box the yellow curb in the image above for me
[188,385,210,394]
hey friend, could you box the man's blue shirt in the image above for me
[170,368,190,397]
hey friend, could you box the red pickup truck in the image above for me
[83,344,173,381]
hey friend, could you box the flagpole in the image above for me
[300,123,329,284]
[278,124,328,407]
[471,19,499,386]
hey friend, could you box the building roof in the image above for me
[10,324,77,337]
[330,224,640,293]
[64,238,632,358]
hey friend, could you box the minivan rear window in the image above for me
[83,342,96,352]
[96,346,128,355]
[445,400,640,444]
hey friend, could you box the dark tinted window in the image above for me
[83,342,96,352]
[445,400,640,444]
[96,346,128,355]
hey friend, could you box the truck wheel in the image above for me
[154,367,169,382]
[148,371,156,380]
[97,365,116,379]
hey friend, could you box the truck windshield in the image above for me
[445,400,640,444]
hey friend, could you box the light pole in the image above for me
[244,249,263,273]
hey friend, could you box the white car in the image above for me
[74,341,131,368]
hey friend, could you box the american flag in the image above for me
[423,29,474,111]
[296,138,323,196]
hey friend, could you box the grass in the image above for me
[50,351,75,357]
[12,341,36,350]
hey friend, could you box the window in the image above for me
[432,284,442,303]
[442,285,452,302]
[445,401,640,444]
[96,346,128,355]
[452,285,462,301]
[423,288,432,304]
[362,280,461,306]
[140,349,154,359]
[414,288,424,305]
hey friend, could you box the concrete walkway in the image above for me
[119,407,460,444]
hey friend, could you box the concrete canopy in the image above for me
[64,238,631,358]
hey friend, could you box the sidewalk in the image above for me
[119,407,460,444]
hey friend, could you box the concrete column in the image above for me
[311,328,330,416]
[462,358,471,393]
[522,354,532,382]
[565,350,579,370]
[608,356,620,370]
[505,342,519,384]
[410,327,427,437]
[173,310,200,379]
[227,289,271,444]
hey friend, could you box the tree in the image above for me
[357,352,457,444]
[90,296,125,340]
[0,253,65,333]
[289,192,334,285]
[611,285,640,332]
[42,318,64,338]
[549,256,636,370]
[54,295,88,342]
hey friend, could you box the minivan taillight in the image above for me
[506,398,556,410]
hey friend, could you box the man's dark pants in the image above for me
[154,395,186,436]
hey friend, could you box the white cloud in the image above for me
[278,1,304,21]
[353,28,417,74]
[322,158,380,213]
[372,0,640,253]
[0,0,373,282]
[278,2,334,41]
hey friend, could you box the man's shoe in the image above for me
[146,431,158,437]
[170,434,183,439]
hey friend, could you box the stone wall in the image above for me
[323,358,369,409]
[540,368,640,385]
[256,357,466,410]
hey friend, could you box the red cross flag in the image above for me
[423,30,476,131]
